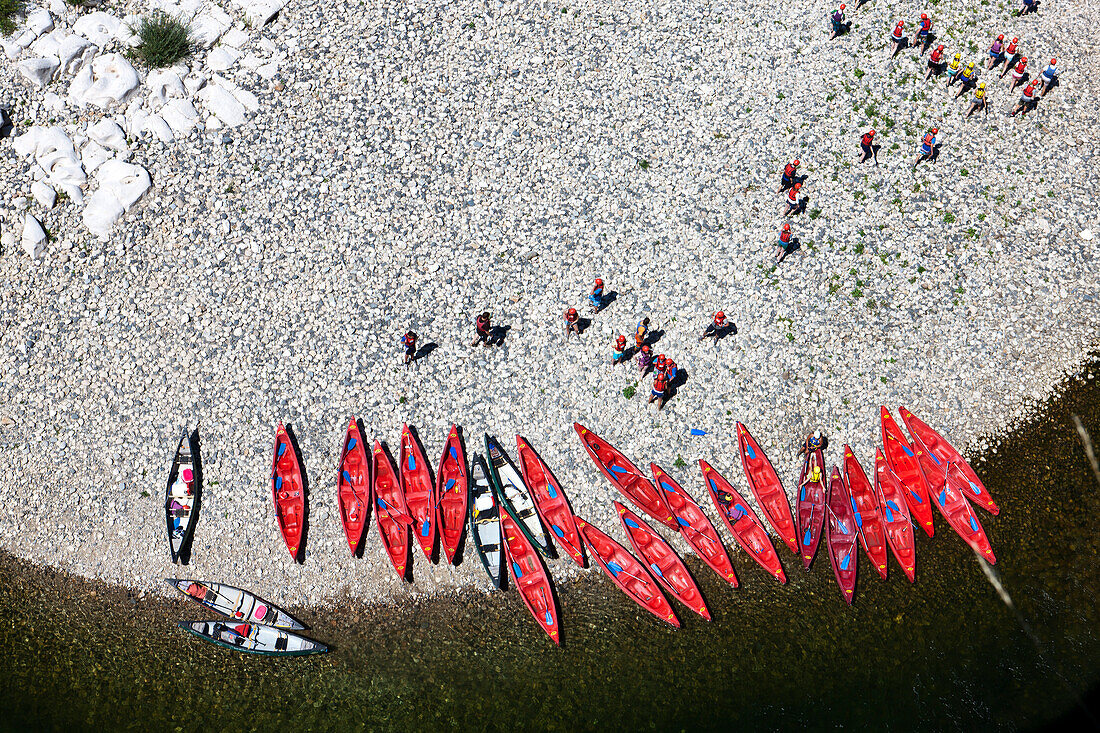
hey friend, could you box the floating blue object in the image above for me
[547,486,558,499]
[883,506,895,522]
[444,479,456,492]
[342,471,352,483]
[277,442,286,457]
[746,445,757,460]
[545,611,554,625]
[707,479,718,492]
[274,476,282,491]
[800,487,806,502]
[660,480,677,494]
[969,480,983,496]
[938,490,948,505]
[887,500,902,514]
[902,445,915,458]
[676,516,690,527]
[512,561,523,578]
[420,518,431,536]
[838,520,849,534]
[690,428,707,436]
[851,498,863,528]
[909,489,924,504]
[407,455,416,471]
[449,446,459,461]
[969,516,979,532]
[931,452,942,465]
[607,560,624,576]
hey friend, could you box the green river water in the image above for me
[3,359,1100,731]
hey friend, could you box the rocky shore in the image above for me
[0,0,1098,604]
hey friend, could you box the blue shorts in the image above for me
[651,389,665,398]
[920,144,932,155]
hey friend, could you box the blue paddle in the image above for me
[421,478,460,537]
[375,497,413,526]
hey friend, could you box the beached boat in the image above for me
[576,516,680,628]
[881,407,935,537]
[179,621,326,656]
[826,467,859,605]
[899,406,999,515]
[796,447,827,568]
[516,435,585,566]
[165,579,306,630]
[165,428,199,563]
[933,463,997,563]
[735,422,798,554]
[400,424,436,561]
[469,453,504,589]
[271,423,305,561]
[372,440,412,581]
[651,463,737,587]
[574,422,676,530]
[486,434,553,558]
[843,446,889,579]
[873,449,917,582]
[699,459,786,583]
[616,502,711,620]
[501,508,560,644]
[436,426,469,565]
[337,419,371,555]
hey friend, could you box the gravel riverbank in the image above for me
[0,0,1098,604]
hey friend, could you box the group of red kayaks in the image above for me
[266,405,998,645]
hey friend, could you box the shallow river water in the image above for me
[3,358,1100,731]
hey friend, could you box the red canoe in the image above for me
[735,422,798,554]
[400,424,436,562]
[651,463,737,587]
[436,426,468,565]
[934,463,997,563]
[575,516,680,628]
[874,449,917,582]
[796,448,827,569]
[699,460,786,583]
[881,407,935,537]
[337,419,371,554]
[271,422,305,560]
[372,440,412,580]
[843,446,889,580]
[899,406,999,515]
[516,435,585,567]
[574,423,676,530]
[616,502,710,620]
[826,466,859,605]
[501,507,560,645]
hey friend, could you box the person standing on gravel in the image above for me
[1038,59,1058,96]
[1017,0,1036,16]
[564,307,581,338]
[913,127,938,167]
[911,14,933,54]
[889,21,906,57]
[701,311,729,341]
[987,35,1005,69]
[783,183,803,217]
[859,129,877,164]
[636,344,653,375]
[775,223,795,263]
[589,278,605,312]
[470,312,493,347]
[401,330,418,366]
[634,317,650,348]
[967,82,988,117]
[945,52,963,86]
[612,334,629,364]
[829,5,846,39]
[954,62,979,98]
[925,45,946,80]
[648,371,669,410]
[779,159,800,192]
[1000,38,1021,77]
[1009,81,1039,116]
[1009,56,1028,89]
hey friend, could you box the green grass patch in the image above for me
[129,11,194,68]
[1,0,27,35]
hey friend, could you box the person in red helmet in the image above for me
[783,182,803,217]
[1009,56,1028,89]
[1038,58,1058,96]
[654,354,667,374]
[778,159,800,192]
[1000,37,1021,77]
[1009,81,1038,116]
[701,311,730,341]
[913,127,938,167]
[911,13,933,54]
[588,277,605,312]
[661,356,678,383]
[636,343,653,375]
[925,44,946,80]
[987,34,1005,69]
[859,128,877,164]
[401,330,417,367]
[648,371,669,410]
[470,311,493,347]
[829,4,848,39]
[563,307,581,338]
[774,223,795,263]
[890,21,906,57]
[612,334,629,364]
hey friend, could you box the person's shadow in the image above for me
[1042,76,1059,95]
[790,197,809,215]
[411,342,437,363]
[832,20,852,37]
[490,324,510,345]
[643,328,665,347]
[777,237,802,264]
[1019,0,1039,14]
[594,290,618,313]
[918,33,936,54]
[0,107,13,140]
[892,37,910,57]
[576,317,591,335]
[928,144,942,163]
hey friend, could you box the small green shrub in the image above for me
[130,11,193,68]
[1,0,27,36]
[623,384,636,399]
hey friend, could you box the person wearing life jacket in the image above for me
[967,82,988,118]
[798,431,827,456]
[401,330,417,366]
[889,21,906,57]
[470,312,493,346]
[648,371,669,410]
[945,52,963,86]
[775,223,794,263]
[779,159,800,192]
[911,13,933,54]
[925,44,946,80]
[913,127,938,167]
[588,277,605,312]
[564,307,581,338]
[612,334,629,364]
[954,61,978,98]
[829,4,846,39]
[1018,0,1036,16]
[783,182,802,217]
[634,316,650,348]
[636,343,653,374]
[987,34,1005,69]
[1010,81,1038,116]
[701,311,729,341]
[1010,56,1028,89]
[1000,37,1021,78]
[663,358,678,383]
[654,353,667,375]
[1038,58,1058,96]
[859,129,876,164]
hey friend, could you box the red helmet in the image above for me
[595,278,603,286]
[716,311,725,320]
[641,344,651,353]
[931,127,939,134]
[868,128,876,135]
[896,20,904,28]
[792,159,800,166]
[936,44,944,51]
[782,223,790,231]
[1021,56,1027,62]
[1050,58,1056,65]
[616,334,626,344]
[997,34,1004,40]
[839,3,845,8]
[1012,36,1019,42]
[921,13,927,19]
[793,182,802,190]
[567,307,577,317]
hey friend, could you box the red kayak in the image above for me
[934,463,997,563]
[899,406,999,515]
[651,463,737,587]
[796,447,827,569]
[501,507,560,645]
[735,422,797,554]
[516,435,585,567]
[842,446,889,580]
[337,419,371,555]
[372,440,412,580]
[435,426,468,565]
[616,502,710,620]
[699,460,786,583]
[575,516,679,628]
[873,449,917,582]
[400,424,436,562]
[826,466,858,605]
[271,422,305,560]
[574,422,675,530]
[881,407,935,537]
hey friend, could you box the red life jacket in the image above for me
[787,189,798,205]
[891,26,903,41]
[784,163,797,178]
[780,230,792,245]
[653,375,668,392]
[922,133,935,146]
[1006,41,1018,54]
[1015,60,1027,73]
[930,48,943,63]
[861,133,874,146]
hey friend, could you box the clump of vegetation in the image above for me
[129,11,194,68]
[623,384,636,399]
[1,0,27,36]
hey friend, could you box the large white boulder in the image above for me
[29,29,62,57]
[116,15,141,47]
[80,140,112,173]
[17,57,60,88]
[191,6,232,48]
[25,8,55,36]
[31,181,57,209]
[82,160,150,238]
[22,214,47,260]
[196,84,246,127]
[13,126,87,190]
[88,118,128,152]
[230,0,285,26]
[205,45,238,72]
[160,98,198,135]
[73,12,121,47]
[68,53,139,109]
[57,35,96,76]
[146,69,186,108]
[142,114,175,142]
